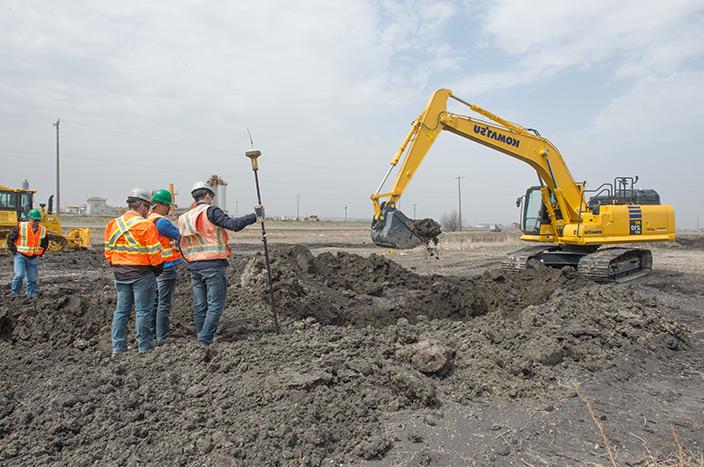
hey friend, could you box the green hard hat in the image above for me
[28,209,42,220]
[152,189,176,206]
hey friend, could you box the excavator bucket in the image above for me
[371,204,430,249]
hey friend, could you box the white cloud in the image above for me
[453,0,704,95]
[0,0,460,216]
[562,72,704,228]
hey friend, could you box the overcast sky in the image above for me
[2,0,703,228]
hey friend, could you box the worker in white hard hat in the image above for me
[104,188,164,355]
[178,181,263,347]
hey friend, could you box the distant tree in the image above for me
[440,210,461,232]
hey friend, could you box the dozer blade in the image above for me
[371,204,439,249]
[66,228,92,249]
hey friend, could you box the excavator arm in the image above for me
[371,88,587,248]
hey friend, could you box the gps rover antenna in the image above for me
[245,148,279,334]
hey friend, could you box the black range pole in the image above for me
[245,149,279,333]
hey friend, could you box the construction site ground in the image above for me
[1,223,703,465]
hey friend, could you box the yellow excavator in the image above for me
[370,88,675,282]
[0,185,91,251]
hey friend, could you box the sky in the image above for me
[2,0,703,228]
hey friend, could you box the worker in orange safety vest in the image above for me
[147,188,183,344]
[7,208,48,296]
[104,188,163,355]
[178,181,261,348]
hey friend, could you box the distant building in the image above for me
[64,205,87,216]
[86,197,115,216]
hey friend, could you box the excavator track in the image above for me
[501,245,554,271]
[577,247,652,283]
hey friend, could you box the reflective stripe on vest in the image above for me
[15,222,47,256]
[147,212,181,261]
[104,213,162,255]
[178,204,230,261]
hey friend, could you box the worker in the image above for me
[104,188,164,355]
[178,181,262,348]
[147,189,183,344]
[7,209,48,297]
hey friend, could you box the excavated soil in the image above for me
[0,246,698,465]
[411,218,441,241]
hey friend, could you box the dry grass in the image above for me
[574,385,703,467]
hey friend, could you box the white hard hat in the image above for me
[128,187,152,202]
[191,181,215,196]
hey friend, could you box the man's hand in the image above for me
[152,264,164,277]
[254,204,265,222]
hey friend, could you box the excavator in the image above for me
[0,185,91,251]
[370,89,675,282]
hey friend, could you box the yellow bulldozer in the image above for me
[0,185,91,251]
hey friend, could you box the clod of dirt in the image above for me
[412,341,454,375]
[411,218,442,240]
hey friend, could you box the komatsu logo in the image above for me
[473,125,520,148]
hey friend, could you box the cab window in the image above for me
[20,192,32,215]
[0,191,18,210]
[522,187,543,235]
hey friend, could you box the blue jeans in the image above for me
[11,254,39,296]
[111,273,156,353]
[190,267,227,346]
[152,267,177,342]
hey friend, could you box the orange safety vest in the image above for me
[104,211,164,266]
[178,204,230,261]
[15,222,47,256]
[147,212,183,262]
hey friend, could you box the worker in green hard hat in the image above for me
[7,209,49,296]
[147,189,183,344]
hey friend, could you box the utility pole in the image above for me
[53,119,60,213]
[235,200,239,216]
[455,176,464,231]
[296,194,300,220]
[344,205,347,222]
[413,203,417,219]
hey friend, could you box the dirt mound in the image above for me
[431,283,687,401]
[237,245,487,326]
[0,247,691,465]
[675,235,704,249]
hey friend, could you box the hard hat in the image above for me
[191,181,215,196]
[28,209,42,220]
[152,189,176,206]
[127,187,152,203]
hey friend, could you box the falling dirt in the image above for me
[0,246,698,465]
[411,218,441,260]
[411,218,442,241]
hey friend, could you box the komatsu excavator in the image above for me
[370,89,675,282]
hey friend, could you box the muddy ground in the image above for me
[0,235,703,465]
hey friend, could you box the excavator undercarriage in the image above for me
[502,244,653,283]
